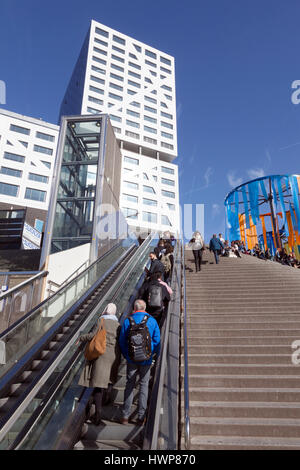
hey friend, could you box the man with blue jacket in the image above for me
[209,234,224,264]
[119,299,160,425]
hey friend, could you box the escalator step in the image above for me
[31,360,43,369]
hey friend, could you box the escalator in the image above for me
[0,233,156,449]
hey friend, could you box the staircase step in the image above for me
[189,416,300,437]
[188,401,300,418]
[187,435,300,450]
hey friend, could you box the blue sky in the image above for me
[1,0,300,241]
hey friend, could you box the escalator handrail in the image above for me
[0,238,129,341]
[0,271,48,300]
[5,234,154,449]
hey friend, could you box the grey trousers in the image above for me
[123,362,151,420]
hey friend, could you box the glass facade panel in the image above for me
[51,118,103,253]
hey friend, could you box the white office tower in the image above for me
[0,109,59,228]
[60,20,180,236]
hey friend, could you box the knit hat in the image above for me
[102,303,117,316]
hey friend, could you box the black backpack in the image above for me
[127,315,152,362]
[147,284,163,309]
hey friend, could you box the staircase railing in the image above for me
[182,244,190,449]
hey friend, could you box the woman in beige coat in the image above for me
[77,303,120,425]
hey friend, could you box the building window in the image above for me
[124,156,139,166]
[10,124,30,135]
[94,39,108,49]
[113,34,125,45]
[128,70,141,80]
[94,37,108,47]
[167,203,175,210]
[123,193,138,204]
[161,56,171,66]
[144,136,157,145]
[87,107,101,114]
[160,66,171,74]
[110,72,123,82]
[127,89,137,95]
[112,45,125,55]
[161,177,175,187]
[161,121,173,129]
[145,49,157,59]
[122,207,138,219]
[92,55,106,65]
[89,85,104,95]
[130,101,141,108]
[161,166,175,175]
[161,84,172,92]
[125,130,139,139]
[93,47,107,56]
[161,131,173,140]
[145,59,156,68]
[34,144,53,155]
[0,182,19,197]
[161,215,172,226]
[36,131,55,142]
[111,54,125,63]
[143,198,157,207]
[126,119,140,129]
[127,109,140,118]
[111,63,124,72]
[88,96,103,105]
[143,185,156,194]
[4,151,25,163]
[128,80,140,88]
[25,187,46,202]
[150,70,157,77]
[112,127,121,134]
[161,111,173,119]
[164,94,172,101]
[144,115,157,124]
[28,173,48,183]
[110,82,123,91]
[145,95,157,104]
[124,181,138,190]
[95,27,109,38]
[162,189,175,199]
[110,114,122,123]
[142,211,157,223]
[108,92,123,101]
[0,167,22,178]
[129,61,141,70]
[144,125,157,134]
[144,105,157,114]
[91,65,105,75]
[161,142,174,150]
[134,44,142,52]
[129,53,137,59]
[42,161,51,169]
[91,75,105,85]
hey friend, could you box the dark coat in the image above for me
[78,317,120,389]
[209,237,224,252]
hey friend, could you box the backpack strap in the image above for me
[128,316,136,326]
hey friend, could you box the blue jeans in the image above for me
[213,250,220,264]
[123,362,151,420]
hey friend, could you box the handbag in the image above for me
[84,318,106,361]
